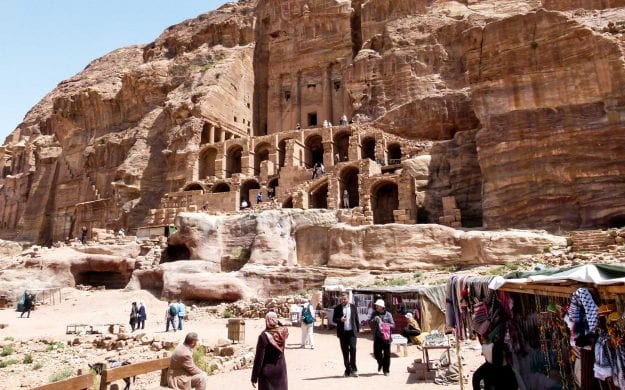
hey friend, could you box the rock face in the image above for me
[468,8,625,230]
[170,210,567,271]
[0,0,625,248]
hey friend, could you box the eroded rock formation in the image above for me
[0,0,623,258]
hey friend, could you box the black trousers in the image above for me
[472,362,518,390]
[339,330,357,374]
[373,338,391,373]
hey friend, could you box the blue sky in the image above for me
[0,1,227,142]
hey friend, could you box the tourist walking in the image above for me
[319,163,325,176]
[166,301,178,332]
[332,293,360,377]
[340,114,348,126]
[369,299,395,376]
[129,302,139,332]
[256,192,263,205]
[300,299,315,349]
[168,332,207,390]
[311,163,318,179]
[138,302,147,329]
[342,190,350,208]
[177,299,186,331]
[19,291,33,318]
[251,311,289,390]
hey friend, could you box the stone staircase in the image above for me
[569,230,614,252]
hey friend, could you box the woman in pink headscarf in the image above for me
[251,312,289,389]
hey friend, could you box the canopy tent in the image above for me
[489,264,625,298]
[490,264,625,289]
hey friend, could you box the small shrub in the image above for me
[46,341,65,352]
[3,336,13,341]
[23,354,33,364]
[487,266,505,276]
[33,362,43,370]
[438,265,460,273]
[543,245,552,253]
[49,367,74,383]
[0,359,18,368]
[193,345,207,372]
[1,346,14,356]
[413,271,423,281]
[222,309,233,319]
[504,262,521,272]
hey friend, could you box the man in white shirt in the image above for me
[332,293,360,377]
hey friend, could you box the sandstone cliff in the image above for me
[0,0,624,247]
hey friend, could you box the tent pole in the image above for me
[456,331,465,390]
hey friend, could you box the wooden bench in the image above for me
[99,356,170,390]
[32,370,93,390]
[391,334,408,357]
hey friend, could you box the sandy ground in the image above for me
[0,288,482,389]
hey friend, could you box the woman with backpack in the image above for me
[300,299,315,349]
[368,299,395,376]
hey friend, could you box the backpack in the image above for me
[380,322,391,342]
[169,305,178,317]
[302,306,314,325]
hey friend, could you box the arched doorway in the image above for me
[212,182,230,193]
[371,181,399,224]
[201,123,213,145]
[254,143,271,175]
[183,183,204,192]
[305,135,324,168]
[340,166,359,208]
[334,132,350,163]
[240,179,260,203]
[199,147,217,179]
[387,143,402,164]
[278,138,290,168]
[268,177,278,198]
[362,137,376,161]
[310,182,328,209]
[283,197,293,209]
[226,145,243,178]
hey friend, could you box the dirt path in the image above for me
[0,288,482,389]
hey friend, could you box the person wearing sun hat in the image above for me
[403,312,421,344]
[368,299,395,376]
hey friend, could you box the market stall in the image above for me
[321,285,353,327]
[446,275,495,340]
[477,264,625,390]
[350,286,447,333]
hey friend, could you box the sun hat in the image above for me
[374,299,385,308]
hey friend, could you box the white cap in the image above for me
[374,299,385,308]
[405,312,413,319]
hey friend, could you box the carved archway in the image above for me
[199,146,217,179]
[240,179,260,203]
[278,138,291,168]
[387,143,402,164]
[305,134,324,168]
[182,182,204,192]
[310,182,328,209]
[333,131,350,163]
[283,197,293,209]
[268,177,278,198]
[371,180,398,224]
[226,144,243,178]
[254,142,271,175]
[339,166,359,208]
[212,182,230,193]
[362,137,376,161]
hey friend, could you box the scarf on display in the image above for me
[264,312,289,352]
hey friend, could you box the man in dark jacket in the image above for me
[333,293,360,377]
